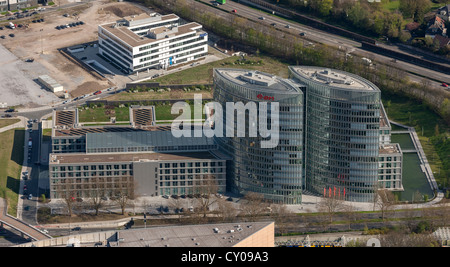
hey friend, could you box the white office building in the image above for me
[98,13,208,74]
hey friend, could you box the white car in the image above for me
[28,194,32,200]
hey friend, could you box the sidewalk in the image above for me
[0,116,26,133]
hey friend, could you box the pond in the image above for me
[391,133,415,151]
[390,133,434,202]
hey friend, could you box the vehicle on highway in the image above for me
[28,194,32,200]
[300,32,306,36]
[442,83,448,87]
[259,16,265,20]
[285,24,291,28]
[270,23,276,26]
[94,90,102,95]
[231,9,237,13]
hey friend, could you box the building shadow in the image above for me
[6,176,19,195]
[10,129,24,166]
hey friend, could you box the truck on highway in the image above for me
[216,0,226,4]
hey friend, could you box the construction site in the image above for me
[0,0,153,107]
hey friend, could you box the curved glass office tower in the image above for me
[289,66,381,202]
[213,69,304,204]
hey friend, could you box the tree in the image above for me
[345,2,370,30]
[111,180,136,215]
[240,192,269,221]
[399,0,431,22]
[316,0,334,16]
[61,180,77,217]
[317,194,346,225]
[191,175,220,219]
[86,179,106,216]
[376,189,397,221]
[269,204,292,235]
[216,198,238,222]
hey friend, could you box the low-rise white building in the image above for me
[98,13,208,74]
[38,75,64,93]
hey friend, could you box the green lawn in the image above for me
[105,90,213,102]
[382,93,450,138]
[382,92,450,191]
[0,119,20,128]
[383,0,400,12]
[78,106,130,122]
[151,55,290,85]
[155,104,205,121]
[0,129,24,216]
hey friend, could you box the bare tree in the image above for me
[376,189,397,221]
[86,178,106,216]
[317,195,346,225]
[60,180,77,217]
[269,204,292,235]
[168,197,187,220]
[240,192,269,222]
[191,175,220,218]
[216,198,238,222]
[341,203,361,230]
[111,179,136,215]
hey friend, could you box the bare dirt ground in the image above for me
[0,0,149,106]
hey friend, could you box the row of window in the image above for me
[159,161,224,168]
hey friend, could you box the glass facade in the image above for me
[213,69,304,204]
[289,66,381,203]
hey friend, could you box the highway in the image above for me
[197,0,450,86]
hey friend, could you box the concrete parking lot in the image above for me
[0,0,149,107]
[0,44,59,107]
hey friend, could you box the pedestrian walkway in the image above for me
[0,198,51,241]
[0,117,26,133]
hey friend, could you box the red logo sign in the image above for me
[257,94,275,101]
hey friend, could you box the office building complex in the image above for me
[377,104,403,191]
[49,106,226,199]
[0,0,37,12]
[98,13,208,74]
[213,69,305,204]
[289,66,402,202]
[47,66,402,204]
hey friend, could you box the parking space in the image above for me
[0,0,147,106]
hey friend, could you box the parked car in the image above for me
[28,194,32,200]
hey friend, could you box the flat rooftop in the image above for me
[100,19,202,47]
[53,125,173,137]
[379,143,402,155]
[110,222,274,247]
[215,68,303,95]
[289,66,379,91]
[86,130,216,151]
[49,151,223,164]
